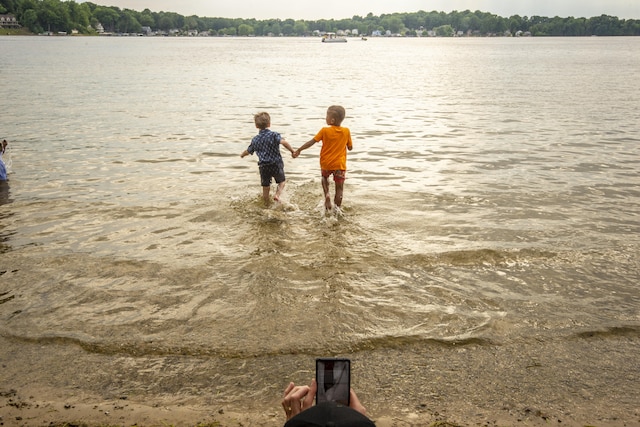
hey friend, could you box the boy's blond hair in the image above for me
[254,112,271,130]
[327,105,346,126]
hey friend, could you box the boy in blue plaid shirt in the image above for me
[241,112,295,204]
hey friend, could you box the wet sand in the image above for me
[2,331,639,427]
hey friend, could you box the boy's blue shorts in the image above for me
[259,163,285,187]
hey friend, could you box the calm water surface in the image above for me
[0,36,639,416]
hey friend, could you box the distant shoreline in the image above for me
[2,29,638,38]
[2,7,639,38]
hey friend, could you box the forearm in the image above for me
[281,140,295,154]
[296,138,317,153]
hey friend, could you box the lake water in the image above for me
[1,36,639,425]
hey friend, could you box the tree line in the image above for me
[1,0,639,36]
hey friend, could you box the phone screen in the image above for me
[315,358,350,406]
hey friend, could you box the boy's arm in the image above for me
[293,138,317,157]
[240,149,250,158]
[280,139,295,156]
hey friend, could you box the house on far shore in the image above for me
[0,14,21,28]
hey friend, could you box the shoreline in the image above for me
[0,390,615,427]
[2,333,639,427]
[1,386,636,427]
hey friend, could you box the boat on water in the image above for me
[322,32,347,43]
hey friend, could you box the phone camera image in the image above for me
[315,358,351,406]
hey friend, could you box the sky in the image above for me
[79,0,640,20]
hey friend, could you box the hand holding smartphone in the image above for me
[315,358,351,406]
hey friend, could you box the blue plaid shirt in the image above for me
[247,129,284,166]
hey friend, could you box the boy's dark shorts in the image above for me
[321,169,346,183]
[259,163,286,187]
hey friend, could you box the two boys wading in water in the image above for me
[242,106,353,212]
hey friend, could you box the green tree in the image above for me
[435,24,454,36]
[157,13,175,31]
[208,17,232,32]
[622,19,640,35]
[563,17,587,36]
[507,15,524,34]
[424,11,446,29]
[117,10,140,33]
[183,15,197,30]
[293,19,307,35]
[479,14,506,34]
[356,22,369,36]
[138,12,154,27]
[270,21,281,35]
[281,22,293,35]
[312,19,329,33]
[252,20,266,35]
[36,0,70,32]
[68,2,91,31]
[243,18,258,34]
[403,11,422,30]
[21,7,41,32]
[279,18,293,35]
[237,23,253,36]
[381,15,403,33]
[0,0,16,15]
[93,6,119,32]
[587,14,621,36]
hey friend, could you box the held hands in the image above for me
[281,379,368,421]
[239,148,297,159]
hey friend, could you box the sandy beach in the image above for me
[2,332,639,427]
[0,389,618,427]
[1,382,637,427]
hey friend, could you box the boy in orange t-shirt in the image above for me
[293,106,353,212]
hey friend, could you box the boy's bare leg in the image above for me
[274,181,285,201]
[334,181,344,207]
[262,186,271,205]
[322,176,332,210]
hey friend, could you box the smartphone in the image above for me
[315,358,350,406]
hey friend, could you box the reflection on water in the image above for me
[0,36,639,421]
[0,181,10,207]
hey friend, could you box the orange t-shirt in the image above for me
[314,126,353,171]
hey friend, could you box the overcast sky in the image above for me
[79,0,640,20]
